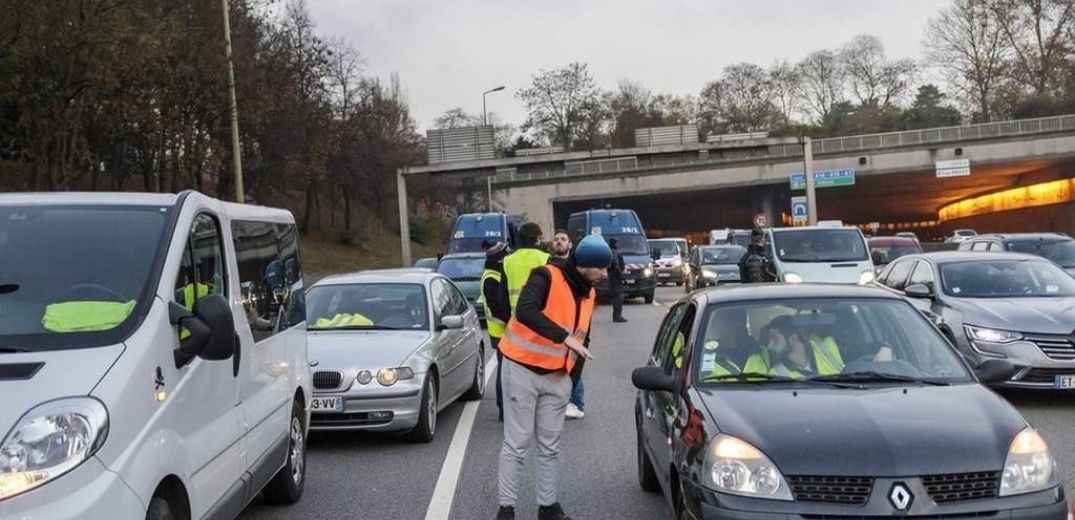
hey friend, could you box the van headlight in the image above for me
[858,271,875,285]
[783,272,803,284]
[704,434,792,500]
[1000,429,1058,496]
[0,398,108,500]
[643,265,654,278]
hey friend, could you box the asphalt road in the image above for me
[240,285,1075,520]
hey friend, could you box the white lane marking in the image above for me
[424,354,498,520]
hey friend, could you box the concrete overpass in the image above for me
[401,115,1075,245]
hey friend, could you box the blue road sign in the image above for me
[791,196,808,222]
[790,168,855,190]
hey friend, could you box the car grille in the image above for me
[1024,334,1075,361]
[313,371,343,390]
[787,475,874,505]
[310,411,394,427]
[1020,367,1073,384]
[802,513,998,519]
[922,471,1000,503]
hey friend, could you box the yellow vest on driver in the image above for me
[480,268,506,338]
[503,248,550,312]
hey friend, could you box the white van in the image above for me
[0,191,311,520]
[765,225,875,284]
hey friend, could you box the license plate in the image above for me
[658,273,670,278]
[311,396,344,412]
[1054,375,1075,389]
[624,279,635,285]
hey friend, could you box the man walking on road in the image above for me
[739,228,773,283]
[496,235,611,520]
[481,240,511,422]
[503,223,550,312]
[608,238,627,323]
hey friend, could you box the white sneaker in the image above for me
[565,403,585,419]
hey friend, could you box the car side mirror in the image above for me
[170,294,236,367]
[975,359,1015,385]
[904,283,933,299]
[439,315,465,330]
[632,366,677,392]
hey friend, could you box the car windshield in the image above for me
[773,229,868,262]
[447,237,488,254]
[607,234,649,255]
[649,240,680,257]
[306,283,429,330]
[1007,240,1075,268]
[869,245,922,265]
[940,260,1075,298]
[693,299,971,385]
[700,246,746,265]
[437,257,484,281]
[0,205,168,351]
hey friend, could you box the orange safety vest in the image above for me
[499,264,595,373]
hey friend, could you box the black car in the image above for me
[686,245,746,292]
[876,251,1075,389]
[632,284,1066,519]
[958,233,1075,277]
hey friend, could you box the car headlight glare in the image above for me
[705,435,792,500]
[966,325,1023,344]
[1000,429,1058,496]
[858,270,875,285]
[643,267,654,277]
[702,270,717,279]
[0,397,108,501]
[376,367,415,386]
[783,272,803,284]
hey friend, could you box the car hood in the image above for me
[698,384,1024,476]
[308,330,431,369]
[0,345,124,440]
[953,297,1075,335]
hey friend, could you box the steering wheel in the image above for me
[56,283,128,302]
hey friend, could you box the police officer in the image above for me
[739,228,773,283]
[481,241,511,421]
[608,238,627,323]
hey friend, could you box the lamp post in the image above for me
[221,0,244,203]
[482,86,505,212]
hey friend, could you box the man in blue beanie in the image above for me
[496,234,611,520]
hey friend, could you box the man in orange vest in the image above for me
[496,234,611,520]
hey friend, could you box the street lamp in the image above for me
[221,0,244,203]
[482,86,505,212]
[482,86,505,126]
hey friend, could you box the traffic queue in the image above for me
[2,191,1073,520]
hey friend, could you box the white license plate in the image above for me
[311,396,344,412]
[1054,375,1075,389]
[624,279,635,284]
[658,273,670,278]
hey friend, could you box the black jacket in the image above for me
[608,252,625,282]
[738,244,772,283]
[511,257,594,374]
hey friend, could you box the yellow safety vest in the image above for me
[311,313,374,329]
[180,283,210,339]
[673,333,740,377]
[744,337,844,377]
[503,248,550,312]
[42,300,137,333]
[479,268,506,338]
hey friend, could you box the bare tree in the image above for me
[433,107,482,129]
[925,0,1010,121]
[768,60,802,123]
[797,50,846,122]
[699,63,781,134]
[840,34,918,107]
[516,62,604,150]
[986,0,1075,96]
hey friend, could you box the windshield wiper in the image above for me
[0,347,32,353]
[810,371,949,386]
[308,325,405,331]
[0,284,18,295]
[704,372,803,383]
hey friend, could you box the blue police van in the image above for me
[567,208,657,303]
[445,213,525,254]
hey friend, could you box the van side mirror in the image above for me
[171,294,236,367]
[632,366,677,392]
[975,359,1015,385]
[904,283,933,299]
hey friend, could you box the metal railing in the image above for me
[494,113,1075,184]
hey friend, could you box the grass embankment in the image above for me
[301,233,442,280]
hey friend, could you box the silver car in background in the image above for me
[305,269,486,442]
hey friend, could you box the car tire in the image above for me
[261,398,307,505]
[644,293,655,304]
[462,348,485,401]
[407,376,437,443]
[637,429,660,492]
[145,497,175,520]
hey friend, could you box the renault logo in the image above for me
[888,483,913,511]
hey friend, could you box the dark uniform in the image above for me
[608,241,626,322]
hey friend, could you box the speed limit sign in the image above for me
[753,213,771,229]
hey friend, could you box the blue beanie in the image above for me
[574,234,613,268]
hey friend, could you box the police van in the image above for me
[0,191,311,520]
[567,208,657,303]
[765,224,875,284]
[445,212,525,254]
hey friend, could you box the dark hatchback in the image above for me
[632,284,1066,519]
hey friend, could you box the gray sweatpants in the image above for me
[498,357,572,507]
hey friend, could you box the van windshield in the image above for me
[448,215,505,253]
[607,234,649,256]
[773,229,868,263]
[0,205,169,351]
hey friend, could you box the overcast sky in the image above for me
[307,0,945,132]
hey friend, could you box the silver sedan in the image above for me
[304,269,486,442]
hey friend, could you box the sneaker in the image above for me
[613,316,628,323]
[538,503,573,520]
[565,403,585,420]
[496,506,515,520]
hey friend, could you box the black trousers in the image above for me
[610,279,624,319]
[491,335,503,412]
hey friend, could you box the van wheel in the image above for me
[261,399,306,504]
[146,497,176,520]
[462,348,485,401]
[407,376,437,443]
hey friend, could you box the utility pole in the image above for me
[221,0,244,203]
[803,137,818,225]
[397,170,412,266]
[482,86,505,213]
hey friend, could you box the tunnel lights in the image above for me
[939,178,1075,222]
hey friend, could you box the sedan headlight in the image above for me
[704,434,792,500]
[376,367,415,386]
[858,270,875,285]
[702,270,717,279]
[1000,429,1058,496]
[783,272,803,284]
[0,397,108,500]
[965,325,1023,344]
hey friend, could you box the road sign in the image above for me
[753,213,771,228]
[936,159,971,178]
[791,196,808,224]
[790,168,855,190]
